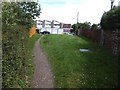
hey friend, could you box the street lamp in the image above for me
[110,0,115,9]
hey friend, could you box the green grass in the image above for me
[28,33,41,50]
[40,34,118,88]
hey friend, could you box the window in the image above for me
[38,23,42,25]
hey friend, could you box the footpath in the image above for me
[32,36,54,88]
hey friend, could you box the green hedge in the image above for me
[2,25,33,88]
[2,2,40,88]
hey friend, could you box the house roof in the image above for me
[62,24,71,28]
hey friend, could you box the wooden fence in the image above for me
[79,29,101,43]
[79,29,120,56]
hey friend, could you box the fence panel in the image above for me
[112,30,120,56]
[79,29,120,56]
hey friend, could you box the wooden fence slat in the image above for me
[79,29,120,56]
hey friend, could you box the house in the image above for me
[34,18,72,34]
[62,24,72,33]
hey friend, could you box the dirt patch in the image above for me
[32,36,54,88]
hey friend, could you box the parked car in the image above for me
[36,28,40,34]
[40,31,50,34]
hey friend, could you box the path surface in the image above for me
[32,36,54,88]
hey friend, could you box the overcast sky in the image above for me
[38,0,119,25]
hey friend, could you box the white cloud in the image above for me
[39,0,120,25]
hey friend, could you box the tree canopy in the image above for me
[72,21,91,31]
[100,6,120,30]
[72,21,101,33]
[78,22,91,30]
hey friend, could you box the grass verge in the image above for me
[40,34,118,88]
[28,33,41,50]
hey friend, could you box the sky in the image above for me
[37,0,119,25]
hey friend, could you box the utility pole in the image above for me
[77,12,79,24]
[73,12,79,35]
[76,12,79,35]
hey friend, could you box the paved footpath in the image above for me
[32,36,54,88]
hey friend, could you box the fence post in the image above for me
[78,29,80,36]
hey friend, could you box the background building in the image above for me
[34,18,72,34]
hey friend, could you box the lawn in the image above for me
[40,34,118,88]
[28,33,41,50]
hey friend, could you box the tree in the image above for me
[91,24,99,29]
[78,22,91,30]
[71,24,77,33]
[72,21,91,34]
[17,2,41,19]
[100,6,120,30]
[16,2,41,29]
